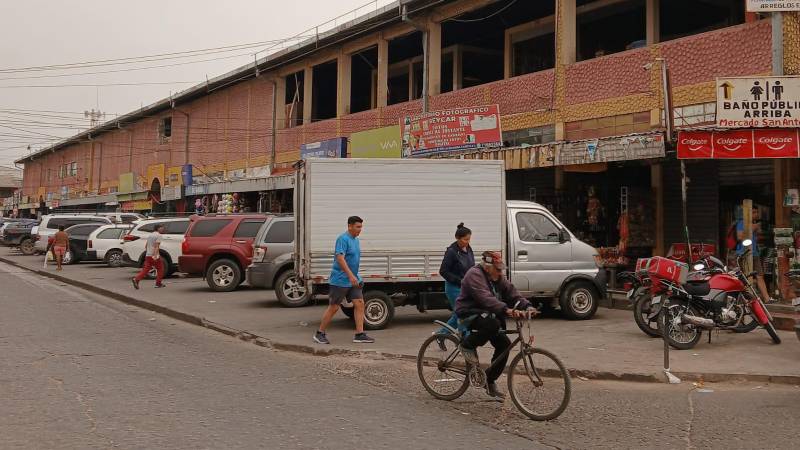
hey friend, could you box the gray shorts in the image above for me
[329,285,363,305]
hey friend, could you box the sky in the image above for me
[0,0,397,167]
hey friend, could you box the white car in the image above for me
[33,214,112,253]
[85,224,134,267]
[121,217,190,276]
[98,212,145,225]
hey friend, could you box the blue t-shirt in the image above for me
[735,219,759,256]
[329,232,361,287]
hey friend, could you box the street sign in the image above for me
[716,76,800,128]
[747,0,800,11]
[400,105,502,157]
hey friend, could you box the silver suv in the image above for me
[246,216,309,307]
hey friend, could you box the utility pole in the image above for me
[84,109,106,128]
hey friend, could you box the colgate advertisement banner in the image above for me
[678,129,800,159]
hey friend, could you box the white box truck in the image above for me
[295,158,605,329]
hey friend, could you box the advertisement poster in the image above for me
[678,129,800,159]
[400,105,502,157]
[716,76,800,128]
[300,137,347,159]
[350,125,402,158]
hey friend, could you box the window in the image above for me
[503,125,556,147]
[670,102,716,127]
[98,228,125,239]
[137,222,159,233]
[165,220,189,235]
[69,162,77,177]
[311,61,338,122]
[120,214,140,224]
[46,218,69,229]
[263,221,294,244]
[189,219,232,237]
[66,224,100,237]
[158,116,172,143]
[516,212,561,242]
[234,219,266,238]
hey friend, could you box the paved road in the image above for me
[0,262,541,450]
[2,261,798,449]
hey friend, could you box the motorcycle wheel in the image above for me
[633,291,660,338]
[764,321,781,344]
[658,299,702,350]
[731,304,759,333]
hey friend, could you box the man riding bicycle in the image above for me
[455,250,538,401]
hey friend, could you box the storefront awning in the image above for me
[184,174,294,196]
[116,191,149,202]
[677,129,800,159]
[59,193,118,207]
[558,132,666,166]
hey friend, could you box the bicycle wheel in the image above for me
[507,347,571,421]
[417,333,470,401]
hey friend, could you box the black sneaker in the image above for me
[313,331,330,344]
[155,283,166,288]
[486,382,506,401]
[353,332,375,343]
[131,278,139,290]
[460,345,479,365]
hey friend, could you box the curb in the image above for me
[4,255,799,386]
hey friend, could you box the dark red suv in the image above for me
[179,214,267,291]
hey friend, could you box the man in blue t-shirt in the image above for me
[736,206,775,303]
[313,216,375,344]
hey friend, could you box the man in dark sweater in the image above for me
[455,251,537,400]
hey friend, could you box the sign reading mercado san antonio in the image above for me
[716,76,800,128]
[400,105,503,157]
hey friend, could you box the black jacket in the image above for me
[439,242,475,286]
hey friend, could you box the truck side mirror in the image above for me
[559,229,570,243]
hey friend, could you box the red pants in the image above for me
[134,256,164,284]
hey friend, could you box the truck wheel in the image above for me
[275,270,310,307]
[363,291,395,330]
[19,238,35,255]
[559,281,599,320]
[206,259,241,292]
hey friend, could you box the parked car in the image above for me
[58,223,108,264]
[121,217,190,277]
[2,220,38,254]
[97,212,145,224]
[0,219,36,244]
[33,214,112,254]
[73,224,132,267]
[179,214,267,292]
[246,216,309,306]
[296,158,606,330]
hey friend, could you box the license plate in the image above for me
[626,289,635,299]
[651,296,661,305]
[792,297,800,307]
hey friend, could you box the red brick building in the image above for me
[10,1,800,259]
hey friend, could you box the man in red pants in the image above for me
[132,224,166,289]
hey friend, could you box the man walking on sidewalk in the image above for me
[132,224,166,289]
[313,216,374,344]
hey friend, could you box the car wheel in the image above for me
[206,259,241,292]
[363,290,395,330]
[275,270,310,307]
[559,280,599,320]
[105,249,124,268]
[19,238,35,255]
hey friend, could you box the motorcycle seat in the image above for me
[685,280,711,297]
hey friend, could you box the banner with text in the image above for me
[678,129,800,159]
[400,105,502,157]
[350,125,402,158]
[716,76,800,128]
[747,0,800,11]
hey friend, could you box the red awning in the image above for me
[678,129,800,159]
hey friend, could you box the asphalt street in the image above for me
[1,260,798,449]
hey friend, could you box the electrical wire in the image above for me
[445,0,519,23]
[0,81,200,89]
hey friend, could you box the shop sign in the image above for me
[300,137,347,159]
[350,125,402,158]
[716,76,800,128]
[400,105,502,157]
[678,129,800,159]
[559,133,665,166]
[746,0,800,11]
[161,185,182,201]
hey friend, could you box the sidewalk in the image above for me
[2,246,798,384]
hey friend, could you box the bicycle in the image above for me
[416,313,571,421]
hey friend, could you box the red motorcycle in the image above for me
[645,241,780,350]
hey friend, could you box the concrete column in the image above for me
[303,66,313,125]
[646,0,660,45]
[427,19,442,96]
[274,76,286,129]
[377,37,389,107]
[557,0,576,65]
[337,53,352,117]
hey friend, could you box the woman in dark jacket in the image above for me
[437,223,475,335]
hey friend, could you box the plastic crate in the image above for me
[646,256,688,284]
[635,257,651,275]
